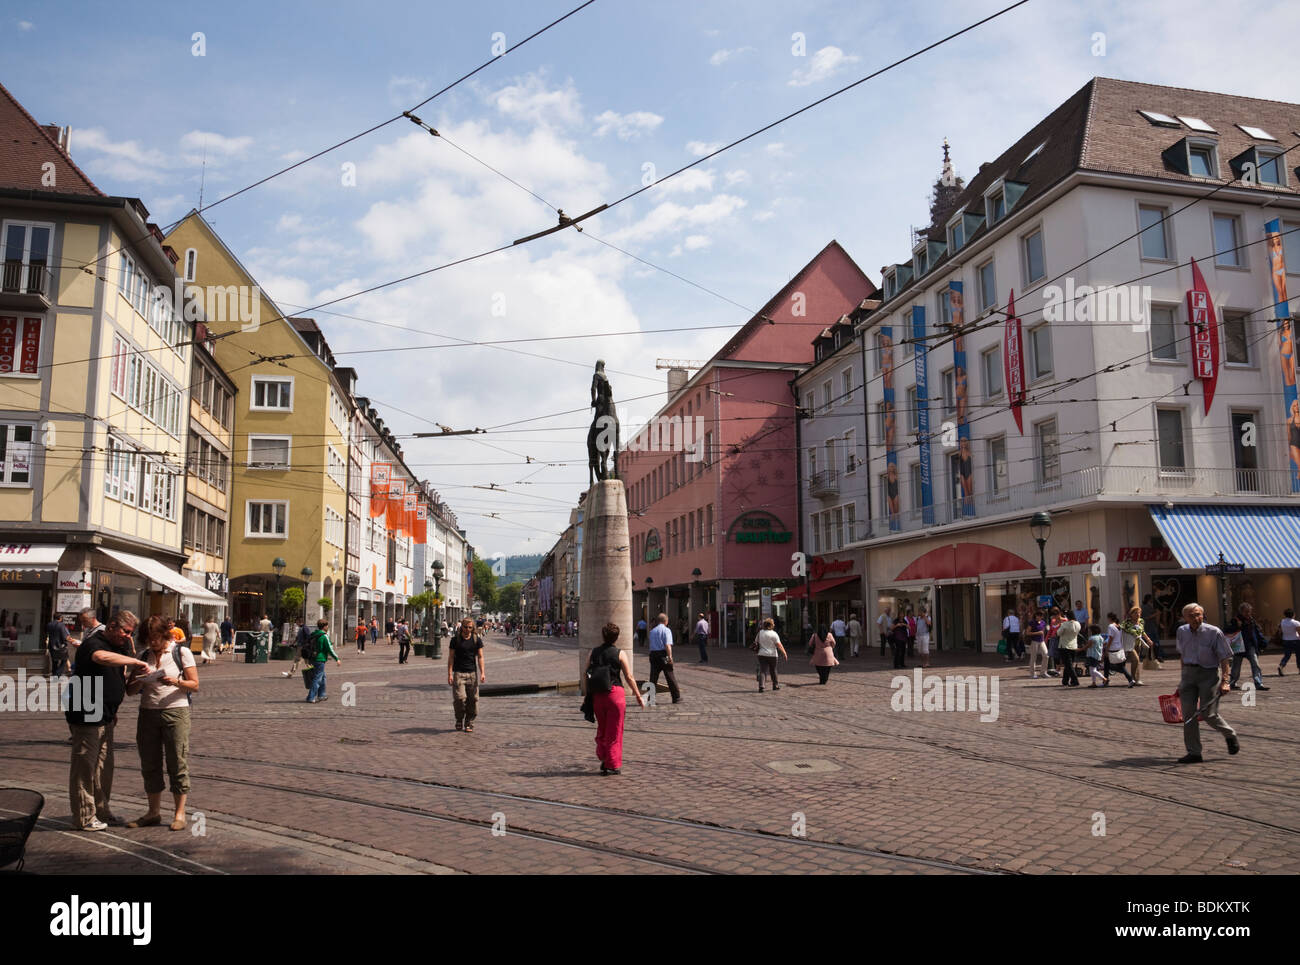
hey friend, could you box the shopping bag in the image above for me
[996,638,1008,655]
[1158,688,1183,724]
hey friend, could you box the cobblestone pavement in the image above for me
[3,632,1298,874]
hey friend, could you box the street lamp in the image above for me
[423,579,433,644]
[1030,511,1052,605]
[272,557,286,641]
[430,559,444,658]
[300,567,313,626]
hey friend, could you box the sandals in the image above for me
[126,813,162,828]
[170,816,186,831]
[464,723,474,733]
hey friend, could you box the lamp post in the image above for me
[272,557,286,642]
[300,567,313,628]
[645,576,653,619]
[423,579,433,643]
[691,567,703,649]
[1030,511,1052,608]
[430,559,444,658]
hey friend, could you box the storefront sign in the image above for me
[810,556,855,581]
[1116,546,1173,563]
[643,528,662,562]
[57,591,92,613]
[1004,290,1026,435]
[57,569,91,591]
[0,569,46,583]
[1186,259,1219,414]
[760,587,772,618]
[729,511,792,544]
[1057,549,1099,567]
[205,572,229,593]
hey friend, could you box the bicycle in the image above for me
[514,631,525,651]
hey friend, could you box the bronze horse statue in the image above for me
[588,360,619,485]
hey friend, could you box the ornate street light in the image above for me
[300,567,313,626]
[430,559,444,658]
[272,557,286,641]
[1029,511,1052,604]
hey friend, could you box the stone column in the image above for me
[578,480,633,690]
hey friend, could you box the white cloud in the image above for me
[788,46,859,87]
[18,20,34,30]
[724,169,750,186]
[73,127,172,182]
[491,73,583,128]
[611,194,746,244]
[709,46,755,66]
[683,234,711,250]
[686,140,723,157]
[764,142,789,158]
[388,75,429,106]
[179,130,253,164]
[753,209,776,222]
[593,109,664,140]
[649,168,714,195]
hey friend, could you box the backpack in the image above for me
[171,643,194,706]
[585,646,620,695]
[301,628,324,662]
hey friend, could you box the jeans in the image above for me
[695,634,708,662]
[1280,642,1300,668]
[1230,646,1263,689]
[649,651,681,701]
[399,637,411,663]
[306,661,327,701]
[756,655,778,689]
[1179,664,1236,755]
[1058,649,1079,685]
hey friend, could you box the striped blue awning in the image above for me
[1147,504,1300,569]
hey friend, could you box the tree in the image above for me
[470,556,497,611]
[317,596,333,612]
[497,581,523,615]
[280,586,305,618]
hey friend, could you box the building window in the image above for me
[1231,411,1260,491]
[1149,305,1180,361]
[845,502,856,543]
[981,345,1002,399]
[844,429,857,474]
[986,187,1006,225]
[914,247,928,277]
[825,438,837,473]
[807,446,817,480]
[327,444,346,490]
[247,500,288,537]
[1028,324,1053,380]
[832,507,844,550]
[988,435,1007,496]
[706,504,713,544]
[1022,228,1045,283]
[325,506,345,549]
[937,286,952,328]
[822,379,833,413]
[821,513,832,553]
[1212,213,1242,267]
[810,513,821,553]
[2,220,53,294]
[0,315,44,376]
[978,260,997,312]
[909,464,922,517]
[841,368,853,406]
[879,473,891,521]
[247,435,291,469]
[184,249,198,283]
[0,421,34,486]
[948,218,964,254]
[947,451,962,503]
[1035,418,1060,486]
[1156,408,1187,472]
[251,376,293,411]
[1138,205,1171,260]
[1222,311,1250,365]
[1188,143,1216,178]
[1257,149,1285,186]
[942,368,956,415]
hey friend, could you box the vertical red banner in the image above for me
[1185,258,1219,414]
[1003,289,1026,434]
[403,493,417,538]
[386,479,405,533]
[415,502,428,544]
[0,316,17,374]
[19,317,40,374]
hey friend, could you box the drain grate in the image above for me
[766,759,841,775]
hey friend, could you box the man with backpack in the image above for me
[447,617,486,732]
[303,619,340,703]
[396,620,412,664]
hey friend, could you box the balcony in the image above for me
[865,465,1299,539]
[809,469,840,498]
[0,262,51,311]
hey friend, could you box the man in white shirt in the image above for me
[1073,599,1089,625]
[847,613,862,657]
[831,615,847,660]
[877,608,892,657]
[693,613,710,663]
[1278,608,1300,676]
[1002,608,1021,661]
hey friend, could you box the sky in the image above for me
[4,0,1300,559]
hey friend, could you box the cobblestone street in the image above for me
[4,632,1297,875]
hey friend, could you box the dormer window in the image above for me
[986,182,1007,224]
[1188,144,1215,177]
[1231,145,1287,186]
[913,244,928,277]
[884,271,896,300]
[1164,137,1219,179]
[947,214,965,253]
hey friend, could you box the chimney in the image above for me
[666,366,688,398]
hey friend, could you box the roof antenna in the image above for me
[197,137,208,211]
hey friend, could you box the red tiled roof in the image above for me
[0,81,103,196]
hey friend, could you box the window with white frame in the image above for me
[327,444,346,490]
[137,457,177,520]
[324,505,345,549]
[821,512,833,553]
[247,435,290,469]
[947,216,965,254]
[0,315,44,376]
[988,435,1008,496]
[825,438,837,474]
[986,183,1006,224]
[0,421,34,486]
[2,220,53,294]
[942,368,956,415]
[822,379,833,413]
[810,513,821,553]
[948,451,963,503]
[183,249,197,283]
[108,335,181,436]
[1222,310,1251,365]
[1022,228,1045,283]
[841,368,853,406]
[1212,213,1243,267]
[1188,142,1217,178]
[909,463,922,516]
[1150,305,1180,361]
[251,376,293,411]
[978,260,997,312]
[1035,417,1060,485]
[329,388,348,435]
[247,499,288,537]
[937,285,952,328]
[845,501,856,543]
[981,344,1002,399]
[844,429,857,474]
[906,385,919,433]
[1156,408,1187,472]
[1028,323,1053,380]
[807,447,817,479]
[832,507,843,550]
[1138,205,1171,260]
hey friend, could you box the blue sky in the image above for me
[5,0,1300,557]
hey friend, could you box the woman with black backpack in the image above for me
[584,623,646,775]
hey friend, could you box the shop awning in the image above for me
[895,543,1036,582]
[773,576,858,601]
[1147,504,1300,570]
[0,543,65,571]
[99,548,226,604]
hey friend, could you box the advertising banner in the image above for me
[1264,218,1298,491]
[881,325,899,530]
[949,281,975,516]
[912,306,933,525]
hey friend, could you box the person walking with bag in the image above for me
[1056,614,1081,686]
[304,619,340,703]
[810,624,840,684]
[1026,610,1049,678]
[752,617,787,691]
[1002,608,1022,662]
[1278,609,1300,675]
[1225,603,1269,691]
[915,607,932,669]
[693,612,710,663]
[200,618,219,665]
[447,618,486,732]
[1084,625,1107,686]
[584,623,645,775]
[125,615,199,831]
[888,614,910,670]
[1120,606,1153,687]
[1175,603,1238,764]
[1103,612,1136,686]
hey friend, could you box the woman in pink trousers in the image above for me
[586,623,646,775]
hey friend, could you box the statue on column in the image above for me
[588,359,619,485]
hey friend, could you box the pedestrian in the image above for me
[831,613,848,661]
[397,620,412,664]
[1103,612,1135,686]
[385,618,395,646]
[1002,607,1022,661]
[635,617,647,649]
[282,621,309,678]
[1026,610,1049,678]
[810,624,840,683]
[369,618,378,648]
[584,623,645,775]
[753,617,788,691]
[1084,625,1107,686]
[885,614,908,669]
[258,613,272,636]
[1073,599,1089,626]
[1225,603,1269,691]
[877,607,891,656]
[1140,594,1164,663]
[647,612,682,703]
[693,612,710,663]
[447,618,486,732]
[1120,606,1153,687]
[65,611,149,831]
[46,613,71,677]
[848,612,862,658]
[305,619,340,703]
[1174,603,1239,764]
[355,622,367,654]
[915,607,932,668]
[1044,606,1062,676]
[905,609,917,658]
[220,615,234,655]
[124,614,198,831]
[1278,608,1300,675]
[71,606,100,668]
[1056,613,1081,686]
[200,617,219,665]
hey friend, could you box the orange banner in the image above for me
[414,502,428,544]
[386,479,406,533]
[369,463,391,519]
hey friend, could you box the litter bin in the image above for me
[237,630,270,664]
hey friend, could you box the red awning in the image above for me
[773,575,859,601]
[894,543,1035,582]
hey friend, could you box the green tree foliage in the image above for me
[280,586,305,615]
[471,556,496,610]
[497,581,523,614]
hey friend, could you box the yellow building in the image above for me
[0,82,223,668]
[163,211,354,641]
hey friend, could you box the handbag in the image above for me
[996,638,1008,655]
[1158,687,1183,724]
[1227,631,1245,655]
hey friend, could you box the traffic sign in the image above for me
[1036,594,1054,608]
[1204,563,1245,575]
